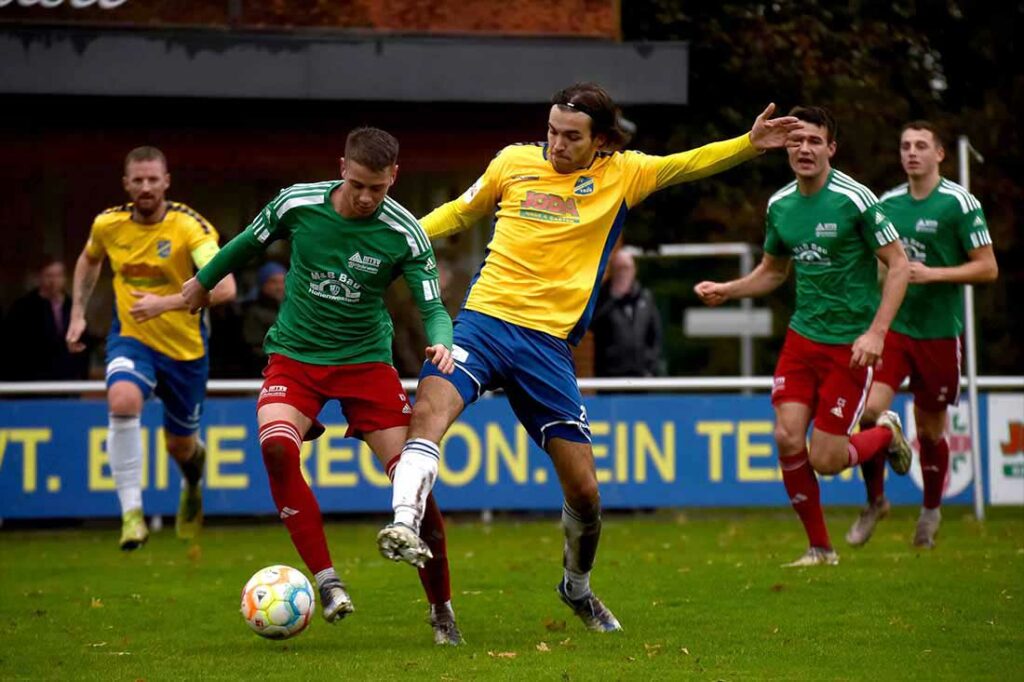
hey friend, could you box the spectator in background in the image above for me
[2,257,91,381]
[590,249,662,377]
[242,261,287,372]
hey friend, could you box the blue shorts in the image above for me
[420,310,590,449]
[105,335,209,436]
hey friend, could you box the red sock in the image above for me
[860,456,887,503]
[260,421,332,574]
[847,426,893,467]
[919,437,950,509]
[780,450,831,550]
[387,455,451,605]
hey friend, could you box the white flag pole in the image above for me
[958,134,986,521]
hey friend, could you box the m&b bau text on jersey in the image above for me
[309,270,361,303]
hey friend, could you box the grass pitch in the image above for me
[1,507,1022,680]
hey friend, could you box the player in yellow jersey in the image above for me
[378,83,799,631]
[66,146,237,550]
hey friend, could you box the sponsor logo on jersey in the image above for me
[120,262,169,287]
[348,251,382,274]
[156,239,172,258]
[915,218,939,234]
[424,256,436,273]
[900,237,927,263]
[972,215,985,227]
[874,211,886,224]
[793,243,831,265]
[815,222,838,238]
[402,403,412,414]
[462,177,484,204]
[309,271,361,303]
[260,384,288,399]
[510,174,540,182]
[574,176,595,196]
[519,191,580,223]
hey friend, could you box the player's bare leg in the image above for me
[258,403,353,623]
[369,426,463,645]
[847,385,895,547]
[107,381,148,550]
[548,438,621,632]
[380,377,462,567]
[166,432,205,541]
[912,405,949,548]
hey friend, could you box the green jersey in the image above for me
[764,169,900,344]
[198,181,452,366]
[880,178,991,339]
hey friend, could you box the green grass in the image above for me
[1,508,1022,680]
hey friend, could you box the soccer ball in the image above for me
[240,565,315,639]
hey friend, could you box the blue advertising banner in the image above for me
[0,394,985,519]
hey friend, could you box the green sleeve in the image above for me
[196,230,265,289]
[860,203,900,250]
[958,204,992,252]
[197,198,288,289]
[401,248,453,350]
[763,209,788,256]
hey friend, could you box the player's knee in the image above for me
[860,406,881,428]
[808,446,846,476]
[261,442,292,478]
[565,482,601,517]
[774,424,805,456]
[917,425,944,445]
[165,436,195,462]
[107,387,142,416]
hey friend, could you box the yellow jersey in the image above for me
[85,202,220,361]
[421,134,759,342]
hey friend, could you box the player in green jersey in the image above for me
[182,128,463,644]
[846,121,998,549]
[695,106,914,567]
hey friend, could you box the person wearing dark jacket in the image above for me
[591,249,662,377]
[3,258,90,381]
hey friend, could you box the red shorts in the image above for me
[258,354,411,440]
[874,331,961,412]
[772,329,874,436]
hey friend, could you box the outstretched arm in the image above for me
[694,253,791,306]
[66,248,104,353]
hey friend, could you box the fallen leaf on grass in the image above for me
[771,583,786,592]
[681,647,690,655]
[90,598,104,608]
[543,617,567,631]
[89,642,107,648]
[536,642,551,652]
[488,651,517,659]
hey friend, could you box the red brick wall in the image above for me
[3,0,620,39]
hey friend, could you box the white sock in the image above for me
[391,438,440,532]
[108,415,143,514]
[314,567,339,589]
[563,568,591,601]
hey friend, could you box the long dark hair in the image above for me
[551,82,631,149]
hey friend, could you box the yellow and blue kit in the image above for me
[420,135,759,448]
[86,202,220,434]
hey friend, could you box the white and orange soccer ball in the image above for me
[240,565,315,639]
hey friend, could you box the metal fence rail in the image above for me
[2,376,1022,395]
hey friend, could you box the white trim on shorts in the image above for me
[539,419,592,449]
[847,365,874,436]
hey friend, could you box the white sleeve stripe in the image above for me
[382,202,430,252]
[380,212,421,256]
[832,171,880,203]
[422,279,436,301]
[270,184,333,211]
[827,184,867,213]
[276,195,324,220]
[940,180,982,210]
[938,187,970,213]
[767,184,799,209]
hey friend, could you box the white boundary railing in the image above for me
[1,376,1021,395]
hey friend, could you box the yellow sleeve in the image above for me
[421,150,507,239]
[623,134,761,206]
[84,216,107,260]
[182,209,221,269]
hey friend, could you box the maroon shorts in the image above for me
[257,354,411,440]
[874,331,961,412]
[772,329,874,436]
